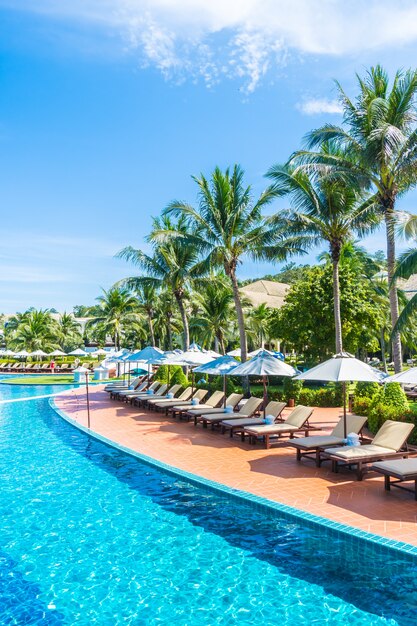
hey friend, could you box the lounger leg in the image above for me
[332,460,338,473]
[315,449,321,467]
[265,435,270,449]
[357,462,363,481]
[384,475,390,492]
[415,480,417,501]
[296,449,301,462]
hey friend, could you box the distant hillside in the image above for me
[239,263,309,287]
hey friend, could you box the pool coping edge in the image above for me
[50,397,417,559]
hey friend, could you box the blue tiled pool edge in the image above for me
[50,397,417,559]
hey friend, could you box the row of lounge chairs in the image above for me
[0,362,96,373]
[105,376,417,496]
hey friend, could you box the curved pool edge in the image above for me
[50,397,417,559]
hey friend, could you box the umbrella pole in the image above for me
[168,364,170,387]
[191,369,194,394]
[343,381,347,439]
[223,375,226,408]
[263,376,268,418]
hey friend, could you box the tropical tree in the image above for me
[267,156,378,353]
[57,312,83,351]
[295,65,417,371]
[87,287,142,350]
[118,215,200,351]
[246,303,272,350]
[190,275,236,353]
[134,284,158,346]
[8,309,60,352]
[160,165,302,364]
[152,290,181,350]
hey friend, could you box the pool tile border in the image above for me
[51,398,417,559]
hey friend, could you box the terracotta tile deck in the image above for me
[55,387,417,546]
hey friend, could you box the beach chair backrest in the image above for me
[332,415,367,438]
[286,405,313,428]
[206,391,224,407]
[240,396,263,416]
[148,381,160,392]
[225,393,244,408]
[167,384,181,396]
[178,387,193,401]
[372,420,414,451]
[193,389,208,402]
[264,401,286,419]
[155,384,168,396]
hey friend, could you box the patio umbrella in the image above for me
[228,350,297,417]
[15,350,30,358]
[227,348,242,357]
[182,350,216,393]
[126,346,164,384]
[49,350,67,357]
[294,351,387,438]
[30,350,48,357]
[4,349,16,356]
[92,348,108,359]
[193,355,240,407]
[384,368,417,384]
[68,348,88,357]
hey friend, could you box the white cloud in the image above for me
[297,98,343,115]
[4,0,417,91]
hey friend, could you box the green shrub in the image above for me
[155,365,169,383]
[354,381,380,400]
[369,383,409,414]
[368,402,416,435]
[352,397,371,416]
[283,377,303,403]
[298,388,316,406]
[169,366,189,387]
[211,375,236,396]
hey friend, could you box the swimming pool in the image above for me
[0,380,416,624]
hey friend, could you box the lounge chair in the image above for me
[289,414,367,466]
[116,381,160,401]
[243,405,314,449]
[151,387,193,411]
[167,389,210,418]
[196,396,263,430]
[186,393,244,424]
[220,401,287,438]
[320,420,414,480]
[142,384,183,408]
[123,383,168,403]
[105,375,142,392]
[109,380,149,400]
[173,391,225,421]
[373,458,417,500]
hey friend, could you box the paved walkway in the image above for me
[55,387,417,546]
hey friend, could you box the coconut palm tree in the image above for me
[246,303,271,350]
[9,309,60,352]
[87,287,141,350]
[160,165,302,364]
[57,312,83,351]
[266,156,379,353]
[294,65,417,371]
[190,275,236,353]
[134,284,158,346]
[118,216,200,351]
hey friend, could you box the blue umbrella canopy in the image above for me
[193,354,239,375]
[230,350,296,377]
[126,346,164,363]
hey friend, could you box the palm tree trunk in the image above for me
[229,270,248,362]
[175,293,190,351]
[166,313,173,351]
[385,210,402,373]
[380,327,388,374]
[229,269,249,395]
[332,258,343,353]
[148,313,155,346]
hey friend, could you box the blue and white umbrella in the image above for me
[193,355,240,407]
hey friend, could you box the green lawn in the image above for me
[1,375,119,386]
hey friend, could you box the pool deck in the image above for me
[55,387,417,546]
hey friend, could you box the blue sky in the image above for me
[1,1,417,312]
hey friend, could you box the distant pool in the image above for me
[0,379,416,625]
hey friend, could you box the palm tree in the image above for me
[267,158,378,353]
[161,165,301,364]
[87,287,141,350]
[246,303,271,350]
[57,312,83,351]
[190,275,236,353]
[135,284,158,346]
[294,65,417,371]
[118,216,200,351]
[390,215,417,335]
[9,309,60,352]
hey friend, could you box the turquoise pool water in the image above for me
[0,379,416,625]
